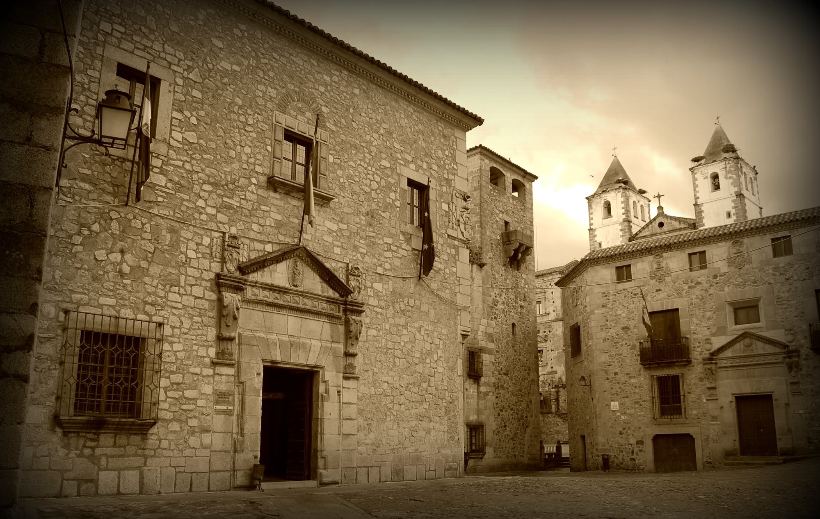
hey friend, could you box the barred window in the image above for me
[653,374,684,419]
[58,312,163,433]
[467,423,485,457]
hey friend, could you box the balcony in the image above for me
[639,337,691,366]
[810,323,820,352]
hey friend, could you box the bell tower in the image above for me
[587,153,651,251]
[690,122,762,228]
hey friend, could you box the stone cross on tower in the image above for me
[715,115,720,125]
[612,145,617,157]
[654,192,664,214]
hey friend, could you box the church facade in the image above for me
[11,0,540,499]
[558,124,820,471]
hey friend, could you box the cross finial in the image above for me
[715,115,720,125]
[654,192,664,206]
[612,145,617,158]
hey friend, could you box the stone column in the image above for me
[0,0,82,507]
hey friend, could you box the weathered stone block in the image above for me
[403,465,416,481]
[98,471,118,495]
[209,471,230,491]
[356,467,368,484]
[174,472,191,492]
[65,458,97,480]
[185,456,209,473]
[120,470,139,494]
[191,472,208,492]
[142,466,160,494]
[209,451,231,472]
[160,467,176,493]
[19,470,61,497]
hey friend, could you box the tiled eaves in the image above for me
[226,0,484,131]
[556,206,820,287]
[467,145,538,181]
[536,259,579,277]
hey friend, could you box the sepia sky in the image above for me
[274,0,820,269]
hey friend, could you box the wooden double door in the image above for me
[736,394,778,456]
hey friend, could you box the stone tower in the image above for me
[586,155,651,250]
[690,123,762,228]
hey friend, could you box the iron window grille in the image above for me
[57,311,163,433]
[688,251,707,271]
[569,323,582,358]
[467,423,485,457]
[652,374,685,419]
[615,264,632,282]
[771,235,793,258]
[467,349,483,380]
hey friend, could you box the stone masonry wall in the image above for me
[20,0,477,497]
[0,0,81,506]
[563,219,820,471]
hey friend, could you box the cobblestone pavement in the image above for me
[10,458,820,519]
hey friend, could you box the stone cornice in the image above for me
[219,0,483,131]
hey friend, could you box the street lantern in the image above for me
[96,88,136,149]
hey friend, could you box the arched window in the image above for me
[489,167,505,190]
[640,205,646,220]
[603,200,612,219]
[711,172,720,191]
[632,201,637,218]
[511,178,525,198]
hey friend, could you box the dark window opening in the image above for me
[688,251,707,271]
[407,179,426,227]
[711,173,720,191]
[467,424,485,457]
[733,303,760,325]
[771,235,793,258]
[569,323,581,358]
[489,167,505,190]
[615,264,632,282]
[654,374,684,418]
[283,131,315,186]
[467,349,482,380]
[511,178,525,198]
[603,200,612,219]
[115,62,160,138]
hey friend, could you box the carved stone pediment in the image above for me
[708,331,792,367]
[238,245,353,298]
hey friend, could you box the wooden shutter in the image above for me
[272,123,284,178]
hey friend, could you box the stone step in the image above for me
[724,456,784,465]
[260,479,319,490]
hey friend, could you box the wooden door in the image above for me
[653,434,696,472]
[649,309,681,344]
[736,394,778,456]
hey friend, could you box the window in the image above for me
[688,251,707,271]
[632,201,637,218]
[536,300,543,315]
[653,374,684,418]
[282,131,315,185]
[115,63,160,138]
[489,167,505,190]
[512,322,516,336]
[615,264,632,282]
[726,210,732,219]
[466,423,485,457]
[511,178,525,198]
[733,302,760,325]
[58,312,162,432]
[711,173,720,191]
[406,179,426,227]
[771,235,793,258]
[603,200,612,219]
[467,349,482,380]
[640,205,646,221]
[569,323,581,358]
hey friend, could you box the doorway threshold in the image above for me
[261,479,318,490]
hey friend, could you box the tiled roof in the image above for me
[467,145,538,181]
[257,1,484,127]
[557,206,820,286]
[702,124,733,162]
[536,259,579,277]
[594,156,636,194]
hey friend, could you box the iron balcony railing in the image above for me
[639,336,691,366]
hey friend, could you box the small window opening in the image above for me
[771,235,793,258]
[603,200,612,219]
[511,178,525,198]
[489,167,505,190]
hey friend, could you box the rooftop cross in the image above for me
[715,115,720,125]
[612,145,617,157]
[654,192,664,206]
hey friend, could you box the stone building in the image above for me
[9,0,540,500]
[557,123,820,472]
[463,145,540,473]
[534,261,576,454]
